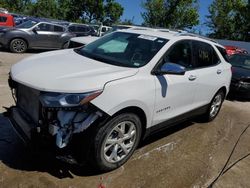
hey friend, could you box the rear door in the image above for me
[34,23,65,48]
[191,41,225,108]
[33,23,54,48]
[50,24,65,48]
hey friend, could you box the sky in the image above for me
[116,0,213,33]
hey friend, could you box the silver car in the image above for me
[0,19,75,53]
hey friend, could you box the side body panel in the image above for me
[92,72,156,128]
[152,70,197,126]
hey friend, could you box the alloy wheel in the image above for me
[103,121,137,163]
[210,93,223,118]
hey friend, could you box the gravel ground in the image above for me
[0,50,250,188]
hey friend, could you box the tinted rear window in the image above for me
[193,41,220,68]
[77,26,89,32]
[68,26,76,32]
[54,25,64,32]
[0,16,7,23]
[216,46,229,62]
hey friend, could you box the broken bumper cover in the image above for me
[7,77,105,149]
[6,105,104,149]
[7,107,36,143]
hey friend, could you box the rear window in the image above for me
[193,41,220,68]
[0,16,7,23]
[77,26,89,32]
[216,46,229,62]
[53,25,64,32]
[68,25,76,32]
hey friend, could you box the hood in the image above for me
[70,36,99,45]
[232,66,250,80]
[11,49,138,93]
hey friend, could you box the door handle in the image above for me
[217,69,222,74]
[188,75,197,81]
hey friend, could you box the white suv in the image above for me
[7,28,231,171]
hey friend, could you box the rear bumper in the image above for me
[6,106,37,143]
[0,34,8,47]
[230,83,250,99]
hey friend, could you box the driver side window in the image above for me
[37,23,52,31]
[163,40,192,68]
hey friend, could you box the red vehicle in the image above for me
[0,13,15,27]
[224,45,248,56]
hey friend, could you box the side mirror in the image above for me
[32,26,39,33]
[154,62,186,75]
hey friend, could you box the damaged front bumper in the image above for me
[6,78,105,149]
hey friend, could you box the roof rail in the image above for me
[128,27,187,34]
[178,33,218,44]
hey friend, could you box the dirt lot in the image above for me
[0,50,250,188]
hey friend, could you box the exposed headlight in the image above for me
[39,90,102,107]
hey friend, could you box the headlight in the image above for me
[39,90,102,107]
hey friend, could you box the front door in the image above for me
[33,23,54,48]
[152,40,197,126]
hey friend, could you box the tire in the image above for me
[62,41,69,49]
[202,90,225,122]
[10,38,28,53]
[88,113,142,171]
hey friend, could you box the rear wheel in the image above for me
[203,90,225,122]
[62,41,69,49]
[10,38,28,53]
[88,113,142,171]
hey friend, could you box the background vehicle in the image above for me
[0,13,15,27]
[7,29,231,171]
[0,8,8,14]
[228,54,250,99]
[67,24,136,48]
[0,19,75,53]
[67,23,95,37]
[10,13,29,26]
[225,45,248,56]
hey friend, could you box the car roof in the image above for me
[0,13,13,17]
[19,19,67,29]
[68,23,89,26]
[120,27,224,48]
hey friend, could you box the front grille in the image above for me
[16,84,40,123]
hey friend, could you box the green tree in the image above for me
[141,0,199,29]
[1,0,124,25]
[119,17,135,25]
[80,0,104,23]
[28,0,59,19]
[0,0,31,13]
[103,0,124,25]
[207,0,249,41]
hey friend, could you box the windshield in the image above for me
[229,54,250,69]
[77,32,168,68]
[16,20,38,28]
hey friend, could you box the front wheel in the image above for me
[203,90,225,122]
[90,113,142,171]
[10,38,28,53]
